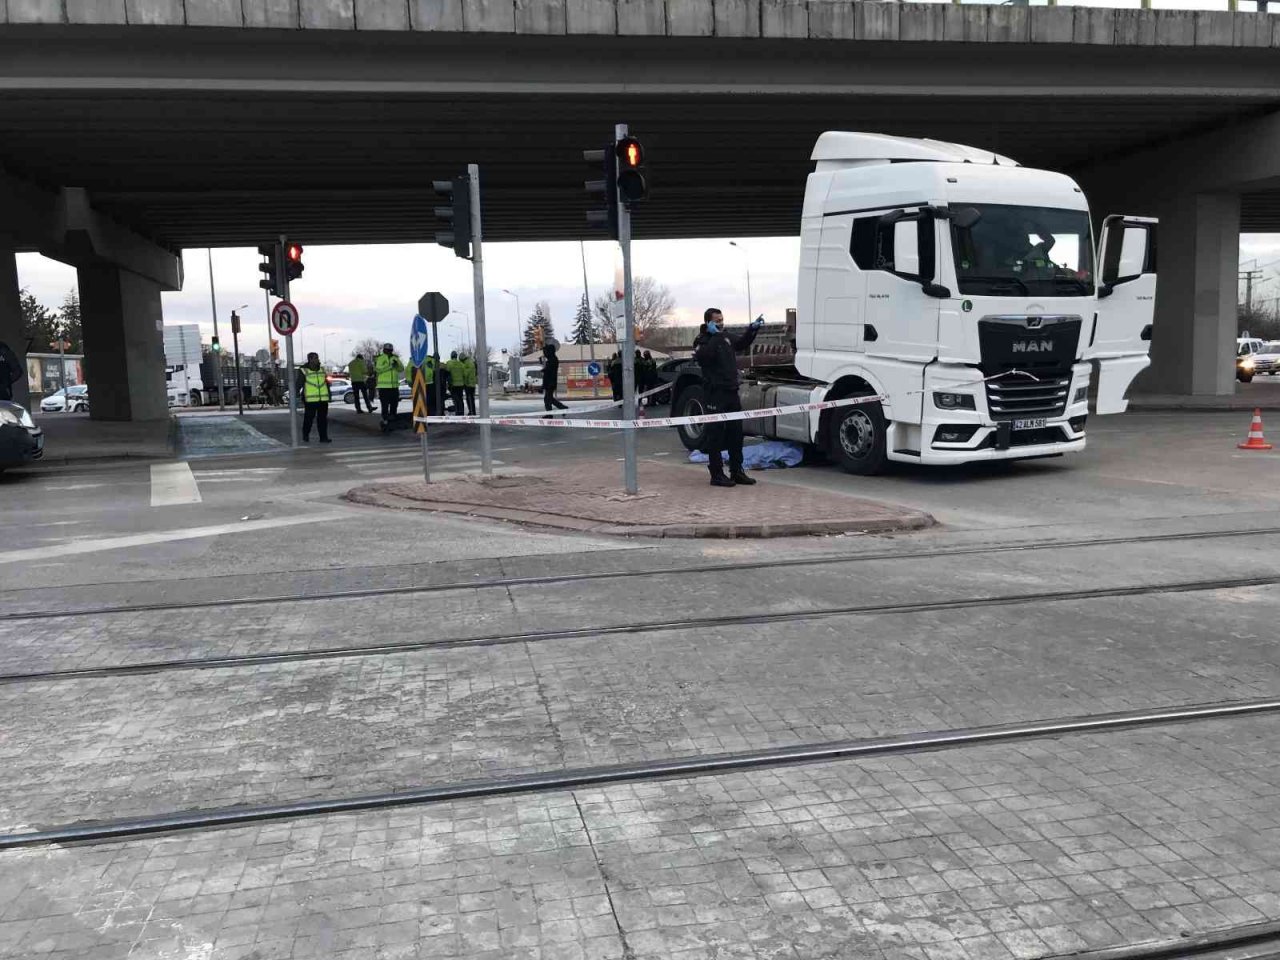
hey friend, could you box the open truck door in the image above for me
[1089,215,1157,414]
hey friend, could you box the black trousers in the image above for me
[449,387,464,415]
[464,387,477,416]
[543,387,568,411]
[378,388,399,422]
[352,381,374,412]
[702,388,743,476]
[302,401,329,441]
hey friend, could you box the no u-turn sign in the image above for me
[271,300,299,336]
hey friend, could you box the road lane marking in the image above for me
[150,463,202,507]
[0,513,338,566]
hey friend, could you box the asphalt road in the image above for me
[2,408,1280,960]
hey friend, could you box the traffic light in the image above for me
[584,145,618,238]
[230,311,241,335]
[615,136,648,208]
[284,243,304,284]
[258,242,282,297]
[270,338,280,360]
[433,175,472,259]
[211,335,222,354]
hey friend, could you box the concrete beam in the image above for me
[243,0,300,27]
[410,0,463,31]
[356,0,409,29]
[299,0,355,29]
[79,263,170,421]
[1081,109,1280,198]
[566,0,614,34]
[125,0,185,25]
[0,169,182,290]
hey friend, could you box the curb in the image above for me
[344,485,936,540]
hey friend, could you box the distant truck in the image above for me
[668,132,1157,474]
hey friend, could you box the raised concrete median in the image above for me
[345,460,934,538]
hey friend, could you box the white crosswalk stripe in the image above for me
[327,451,503,478]
[190,467,287,485]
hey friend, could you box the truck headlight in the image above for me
[1243,357,1256,370]
[933,392,976,410]
[1074,387,1088,403]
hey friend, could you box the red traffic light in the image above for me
[617,137,643,168]
[286,243,303,262]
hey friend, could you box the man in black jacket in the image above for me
[694,308,763,487]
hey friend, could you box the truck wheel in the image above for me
[829,399,888,475]
[674,384,707,451]
[1239,371,1255,383]
[190,390,202,407]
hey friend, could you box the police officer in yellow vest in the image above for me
[294,352,332,443]
[445,351,466,417]
[374,342,404,431]
[459,352,478,416]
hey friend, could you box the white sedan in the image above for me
[40,385,89,412]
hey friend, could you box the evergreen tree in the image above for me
[57,289,83,353]
[520,302,555,355]
[571,293,595,345]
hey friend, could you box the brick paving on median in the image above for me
[346,459,934,538]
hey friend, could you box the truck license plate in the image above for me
[1012,418,1046,431]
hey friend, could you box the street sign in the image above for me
[271,300,299,336]
[417,292,449,323]
[587,361,602,376]
[410,314,430,366]
[411,368,428,435]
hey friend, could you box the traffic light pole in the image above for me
[616,122,638,496]
[468,164,492,478]
[280,235,299,449]
[207,249,226,411]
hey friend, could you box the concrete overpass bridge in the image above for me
[1,0,1278,416]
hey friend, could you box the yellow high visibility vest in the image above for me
[301,368,330,403]
[375,353,402,388]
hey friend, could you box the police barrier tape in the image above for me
[522,379,672,418]
[414,393,888,430]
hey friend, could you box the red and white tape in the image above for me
[414,393,887,430]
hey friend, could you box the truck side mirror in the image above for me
[916,211,951,299]
[952,207,981,229]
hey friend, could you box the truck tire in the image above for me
[674,383,707,451]
[189,390,202,407]
[1239,371,1254,383]
[829,399,888,475]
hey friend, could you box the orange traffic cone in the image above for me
[1238,408,1274,450]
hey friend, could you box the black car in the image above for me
[0,401,43,471]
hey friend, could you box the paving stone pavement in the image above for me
[1,534,1275,675]
[3,717,1280,960]
[4,587,1280,834]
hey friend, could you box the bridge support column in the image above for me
[1138,193,1240,397]
[0,247,29,409]
[78,263,169,421]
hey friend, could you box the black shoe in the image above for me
[320,438,333,444]
[730,470,756,486]
[709,475,735,488]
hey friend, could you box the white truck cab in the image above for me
[671,132,1156,475]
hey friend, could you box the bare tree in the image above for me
[592,277,674,345]
[352,337,383,363]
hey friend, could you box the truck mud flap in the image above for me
[1095,356,1150,415]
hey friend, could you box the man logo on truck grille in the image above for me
[1012,340,1054,353]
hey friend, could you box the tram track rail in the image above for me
[2,695,1277,851]
[1057,918,1280,960]
[2,572,1277,685]
[3,525,1279,622]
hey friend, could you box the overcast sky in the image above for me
[17,231,1280,364]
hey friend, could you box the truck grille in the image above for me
[986,373,1071,419]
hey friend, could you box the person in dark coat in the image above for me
[0,340,22,403]
[542,342,568,413]
[608,351,623,402]
[694,308,763,487]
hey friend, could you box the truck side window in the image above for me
[850,214,921,281]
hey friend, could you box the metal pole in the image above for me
[430,319,442,416]
[280,236,298,448]
[207,249,225,411]
[581,239,598,398]
[617,122,638,495]
[468,163,492,478]
[264,287,274,381]
[56,334,66,391]
[232,314,245,416]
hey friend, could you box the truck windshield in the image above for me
[951,204,1094,297]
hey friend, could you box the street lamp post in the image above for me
[501,289,521,388]
[323,332,338,367]
[729,241,753,322]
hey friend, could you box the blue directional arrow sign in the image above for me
[410,314,430,366]
[587,361,602,377]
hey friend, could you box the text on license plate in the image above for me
[1012,418,1046,431]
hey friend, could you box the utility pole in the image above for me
[207,249,226,410]
[468,163,492,478]
[1240,268,1264,322]
[280,235,298,448]
[616,123,638,495]
[231,310,245,416]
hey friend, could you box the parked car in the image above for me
[1238,338,1266,383]
[40,384,88,413]
[0,401,43,471]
